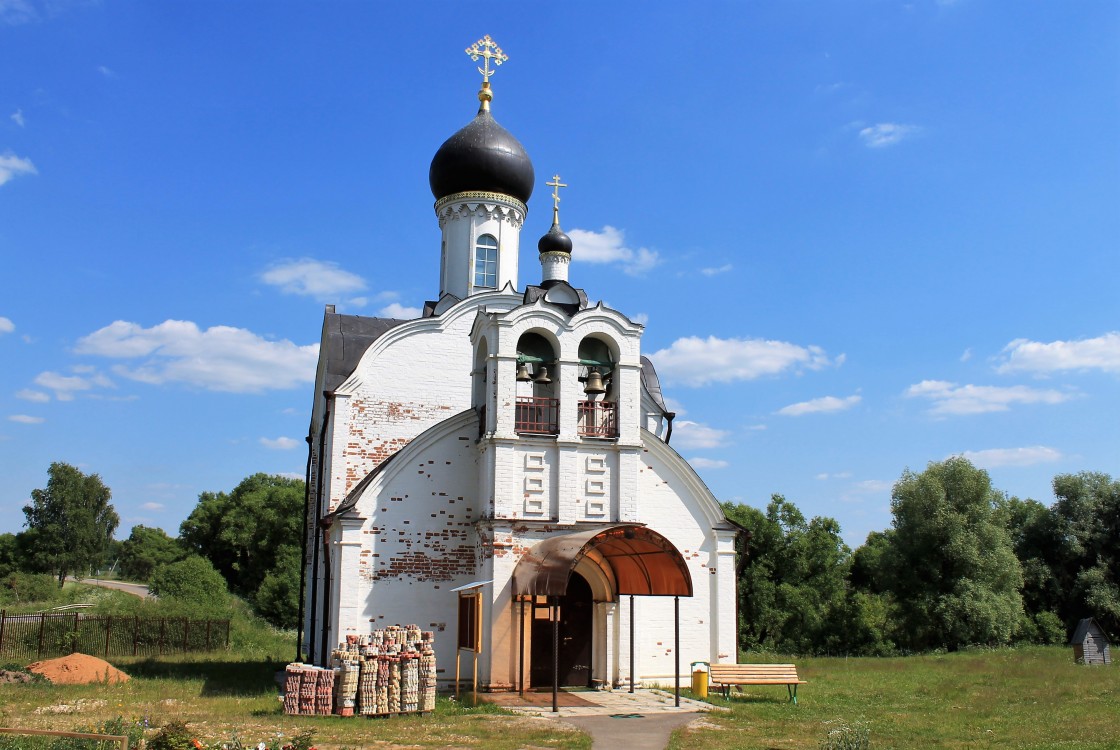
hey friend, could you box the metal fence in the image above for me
[0,611,230,661]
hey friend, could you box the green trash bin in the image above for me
[690,661,710,699]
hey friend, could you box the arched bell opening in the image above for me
[577,336,619,439]
[515,331,559,435]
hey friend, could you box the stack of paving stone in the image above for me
[419,631,437,711]
[285,624,436,718]
[330,642,361,717]
[282,663,335,716]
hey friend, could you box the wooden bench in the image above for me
[708,663,807,704]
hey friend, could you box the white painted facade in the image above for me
[301,73,740,692]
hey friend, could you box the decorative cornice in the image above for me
[539,251,571,261]
[436,197,524,229]
[435,190,527,216]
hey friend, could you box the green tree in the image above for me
[883,457,1024,650]
[180,473,304,626]
[725,495,852,654]
[254,546,302,628]
[118,525,185,582]
[0,533,19,578]
[1000,496,1067,642]
[149,555,229,613]
[1051,471,1120,636]
[22,462,119,586]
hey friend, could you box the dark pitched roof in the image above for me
[1070,617,1111,644]
[641,355,671,416]
[321,310,408,393]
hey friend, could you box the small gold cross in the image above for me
[547,174,568,216]
[466,35,508,84]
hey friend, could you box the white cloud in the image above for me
[0,151,37,186]
[98,65,114,78]
[816,471,852,481]
[75,319,319,393]
[260,436,299,450]
[700,264,733,277]
[996,332,1120,375]
[746,423,767,431]
[33,369,113,401]
[569,226,661,276]
[649,335,833,387]
[260,258,367,299]
[905,379,1072,415]
[10,108,24,127]
[631,313,649,326]
[9,414,44,424]
[0,0,36,24]
[672,420,729,450]
[16,388,50,403]
[378,302,422,319]
[140,502,165,511]
[859,123,920,148]
[0,316,13,334]
[777,394,861,416]
[689,457,729,469]
[959,446,1064,468]
[960,348,973,362]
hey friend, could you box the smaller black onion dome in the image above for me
[429,104,535,204]
[538,220,572,255]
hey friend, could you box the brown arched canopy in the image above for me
[512,524,693,599]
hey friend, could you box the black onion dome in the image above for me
[429,109,535,204]
[538,221,572,255]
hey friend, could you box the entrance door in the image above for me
[530,572,593,688]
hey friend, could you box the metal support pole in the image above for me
[552,597,559,713]
[518,596,525,696]
[674,596,680,707]
[629,595,635,694]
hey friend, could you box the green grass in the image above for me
[1,587,588,749]
[669,647,1120,750]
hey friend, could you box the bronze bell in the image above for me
[584,368,606,395]
[533,365,552,385]
[516,362,532,382]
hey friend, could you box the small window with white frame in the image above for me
[474,234,499,289]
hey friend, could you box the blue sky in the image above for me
[2,1,1117,548]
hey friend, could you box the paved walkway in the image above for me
[487,689,720,750]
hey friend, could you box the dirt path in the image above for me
[67,576,150,598]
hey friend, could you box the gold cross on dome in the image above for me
[466,35,508,84]
[547,174,568,215]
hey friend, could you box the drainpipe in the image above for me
[295,432,313,662]
[308,392,333,664]
[664,411,676,445]
[319,521,333,665]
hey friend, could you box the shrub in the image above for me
[148,721,194,750]
[0,572,62,604]
[149,556,229,614]
[820,721,870,750]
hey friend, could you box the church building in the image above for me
[301,36,741,692]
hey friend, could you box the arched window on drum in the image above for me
[473,234,499,289]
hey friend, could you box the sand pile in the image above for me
[26,653,130,684]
